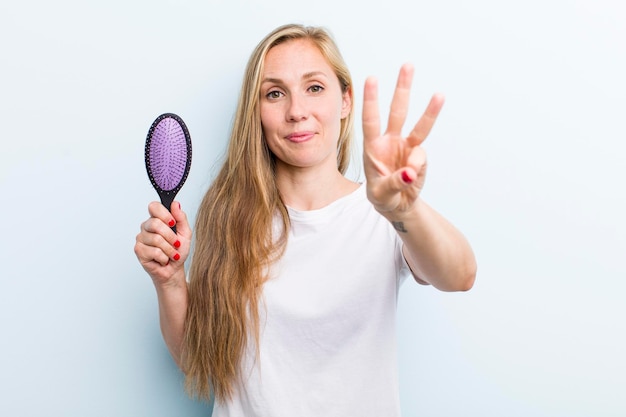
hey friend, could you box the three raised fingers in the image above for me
[364,63,444,147]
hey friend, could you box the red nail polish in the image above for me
[401,170,412,183]
[174,240,181,248]
[168,219,176,227]
[173,253,180,261]
[178,202,181,210]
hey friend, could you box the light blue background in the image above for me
[1,0,624,416]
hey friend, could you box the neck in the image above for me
[275,163,359,211]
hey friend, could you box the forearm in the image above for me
[153,270,188,369]
[387,199,476,291]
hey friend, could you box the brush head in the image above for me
[144,113,192,209]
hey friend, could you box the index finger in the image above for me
[148,201,177,230]
[148,201,174,224]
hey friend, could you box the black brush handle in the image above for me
[160,192,178,234]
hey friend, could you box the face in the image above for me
[259,39,351,173]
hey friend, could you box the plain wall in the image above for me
[1,0,624,416]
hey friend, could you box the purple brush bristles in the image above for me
[149,117,188,191]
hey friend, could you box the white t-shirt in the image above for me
[212,184,411,417]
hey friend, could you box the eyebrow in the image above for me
[261,71,328,85]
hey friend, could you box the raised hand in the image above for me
[362,63,444,215]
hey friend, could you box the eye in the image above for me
[266,90,283,100]
[308,84,324,93]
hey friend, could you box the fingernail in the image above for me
[168,219,176,227]
[173,253,180,261]
[174,240,181,248]
[401,170,413,183]
[178,202,181,210]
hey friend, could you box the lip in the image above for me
[285,131,315,143]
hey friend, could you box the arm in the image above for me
[153,272,188,367]
[134,201,192,367]
[390,198,475,291]
[362,64,476,291]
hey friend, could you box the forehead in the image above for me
[263,38,333,77]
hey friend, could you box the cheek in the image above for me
[260,113,279,153]
[260,106,281,135]
[260,108,270,132]
[322,107,344,135]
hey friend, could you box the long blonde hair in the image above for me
[183,23,355,402]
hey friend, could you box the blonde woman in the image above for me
[135,23,476,416]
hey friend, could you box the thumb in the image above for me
[384,168,416,195]
[369,168,415,209]
[399,168,416,187]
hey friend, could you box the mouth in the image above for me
[285,131,315,143]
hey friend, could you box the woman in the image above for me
[135,23,476,416]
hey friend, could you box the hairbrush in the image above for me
[144,113,192,232]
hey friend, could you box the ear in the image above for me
[340,87,352,119]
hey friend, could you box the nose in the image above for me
[286,94,308,122]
